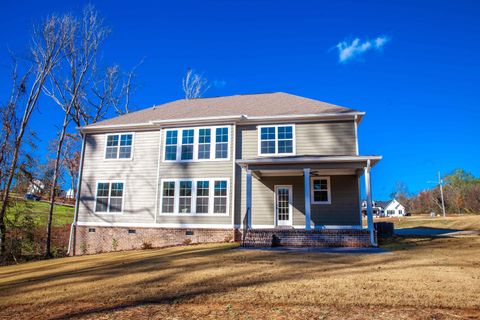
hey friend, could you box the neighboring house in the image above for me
[69,92,382,255]
[65,188,75,199]
[361,200,389,217]
[384,199,406,216]
[27,179,44,195]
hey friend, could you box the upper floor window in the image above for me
[163,126,230,162]
[95,181,124,213]
[105,133,133,159]
[311,177,331,204]
[258,125,295,156]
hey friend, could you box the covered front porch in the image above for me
[237,155,381,247]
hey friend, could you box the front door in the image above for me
[275,185,293,226]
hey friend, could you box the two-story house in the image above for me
[69,92,381,255]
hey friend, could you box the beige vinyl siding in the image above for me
[78,130,160,224]
[236,175,359,228]
[235,120,358,226]
[296,121,356,155]
[236,120,356,159]
[156,126,234,225]
[311,175,360,226]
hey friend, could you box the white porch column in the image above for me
[246,169,252,229]
[304,168,311,230]
[364,160,377,246]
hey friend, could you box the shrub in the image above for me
[224,234,233,243]
[112,238,119,251]
[80,243,88,255]
[141,241,153,250]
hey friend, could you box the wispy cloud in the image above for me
[336,35,390,63]
[213,80,227,88]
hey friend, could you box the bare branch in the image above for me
[182,68,210,100]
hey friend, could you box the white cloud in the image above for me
[336,36,390,63]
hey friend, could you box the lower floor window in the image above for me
[161,178,229,215]
[95,181,124,213]
[311,177,331,204]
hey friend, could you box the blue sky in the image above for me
[1,0,479,199]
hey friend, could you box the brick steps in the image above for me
[241,229,372,248]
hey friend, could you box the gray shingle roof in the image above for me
[86,92,361,128]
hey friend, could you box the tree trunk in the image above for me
[0,139,22,255]
[45,117,69,258]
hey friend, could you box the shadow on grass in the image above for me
[2,237,473,320]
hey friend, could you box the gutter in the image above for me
[79,112,365,134]
[67,133,87,256]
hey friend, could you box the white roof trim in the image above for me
[79,112,365,133]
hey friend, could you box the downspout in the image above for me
[231,123,237,230]
[67,133,86,256]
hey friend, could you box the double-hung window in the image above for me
[215,128,229,159]
[161,181,175,213]
[181,129,195,160]
[196,180,210,213]
[165,131,178,161]
[311,177,331,204]
[258,125,294,155]
[163,126,229,161]
[213,180,228,213]
[198,129,211,159]
[178,181,193,213]
[105,133,133,159]
[160,178,229,214]
[95,181,124,213]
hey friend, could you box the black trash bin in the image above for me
[374,222,394,238]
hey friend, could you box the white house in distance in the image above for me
[384,199,406,217]
[361,199,406,217]
[66,188,75,199]
[27,179,44,195]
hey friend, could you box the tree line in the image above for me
[392,169,480,215]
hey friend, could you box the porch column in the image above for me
[364,160,377,246]
[304,168,311,230]
[246,169,252,229]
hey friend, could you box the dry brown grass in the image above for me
[1,235,480,319]
[374,214,480,230]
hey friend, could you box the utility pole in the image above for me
[438,171,446,217]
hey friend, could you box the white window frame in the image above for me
[93,180,126,214]
[257,124,296,156]
[310,176,331,205]
[159,178,230,216]
[162,126,230,162]
[104,133,135,160]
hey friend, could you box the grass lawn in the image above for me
[1,235,479,319]
[373,214,480,231]
[4,199,74,227]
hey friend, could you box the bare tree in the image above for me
[41,6,112,257]
[42,6,141,256]
[182,68,210,100]
[62,134,80,197]
[0,15,71,255]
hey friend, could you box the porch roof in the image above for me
[236,155,381,177]
[237,155,381,168]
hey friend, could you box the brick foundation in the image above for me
[73,226,238,255]
[241,228,373,248]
